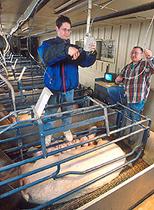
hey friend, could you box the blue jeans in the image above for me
[117,100,145,143]
[127,100,145,122]
[44,89,74,130]
[107,85,126,104]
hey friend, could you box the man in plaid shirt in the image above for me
[115,46,154,121]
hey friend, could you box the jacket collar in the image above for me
[56,36,70,44]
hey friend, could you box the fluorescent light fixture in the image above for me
[54,0,79,13]
[21,22,29,32]
[21,27,29,32]
[54,0,86,14]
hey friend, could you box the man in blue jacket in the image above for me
[38,15,96,145]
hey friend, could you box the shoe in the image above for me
[64,130,73,141]
[45,135,52,146]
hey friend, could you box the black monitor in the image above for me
[104,72,117,82]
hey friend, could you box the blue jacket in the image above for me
[38,36,96,92]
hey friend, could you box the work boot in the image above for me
[45,135,53,146]
[64,130,73,141]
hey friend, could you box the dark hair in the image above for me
[56,15,71,28]
[133,46,143,53]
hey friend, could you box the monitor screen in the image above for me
[105,73,113,82]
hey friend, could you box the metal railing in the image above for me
[0,96,151,209]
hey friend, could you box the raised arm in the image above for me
[144,49,154,73]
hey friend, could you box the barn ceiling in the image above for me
[0,0,154,37]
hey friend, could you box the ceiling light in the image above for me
[54,0,86,14]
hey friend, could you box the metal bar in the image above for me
[110,119,150,136]
[43,104,101,120]
[0,148,142,200]
[44,115,105,136]
[0,127,144,186]
[54,144,140,179]
[0,118,145,174]
[86,97,113,136]
[37,117,47,158]
[0,131,38,144]
[43,106,103,124]
[117,102,149,120]
[4,140,40,154]
[30,151,142,210]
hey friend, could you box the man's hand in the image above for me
[68,47,80,60]
[89,42,96,52]
[144,49,153,59]
[115,75,123,84]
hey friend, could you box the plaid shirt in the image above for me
[120,58,154,103]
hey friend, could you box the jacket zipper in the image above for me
[62,63,66,92]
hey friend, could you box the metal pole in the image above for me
[86,0,92,35]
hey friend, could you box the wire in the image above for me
[143,14,154,49]
[123,14,154,80]
[90,0,116,31]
